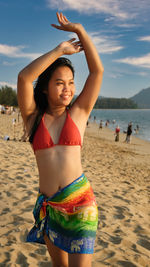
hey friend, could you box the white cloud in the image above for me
[0,44,41,60]
[109,73,123,79]
[46,0,150,21]
[116,23,137,28]
[2,61,16,66]
[46,0,128,19]
[104,17,115,22]
[137,71,149,76]
[90,33,124,54]
[138,36,150,42]
[109,69,149,79]
[0,81,17,89]
[69,32,124,54]
[114,53,150,69]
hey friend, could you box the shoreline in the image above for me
[85,121,150,156]
[90,108,150,143]
[91,120,150,144]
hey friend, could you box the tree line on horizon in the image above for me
[0,85,138,109]
[94,96,138,109]
[0,86,18,107]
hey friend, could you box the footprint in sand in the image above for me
[1,251,11,267]
[1,208,10,216]
[96,250,116,266]
[97,236,109,249]
[109,234,122,245]
[117,260,137,267]
[137,238,150,251]
[16,252,29,267]
[38,261,52,267]
[113,206,126,220]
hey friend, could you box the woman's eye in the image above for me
[56,82,63,85]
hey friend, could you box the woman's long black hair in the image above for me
[29,57,75,143]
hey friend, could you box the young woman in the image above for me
[17,12,104,267]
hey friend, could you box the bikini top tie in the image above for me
[32,111,82,152]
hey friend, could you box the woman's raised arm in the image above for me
[17,47,63,124]
[75,26,104,114]
[17,37,82,124]
[52,12,104,116]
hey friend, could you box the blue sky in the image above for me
[0,0,150,98]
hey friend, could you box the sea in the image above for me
[90,109,150,142]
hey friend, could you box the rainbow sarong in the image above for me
[27,174,98,254]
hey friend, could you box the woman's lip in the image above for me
[61,95,70,99]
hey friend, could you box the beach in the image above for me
[0,113,150,267]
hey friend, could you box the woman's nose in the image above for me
[63,84,69,92]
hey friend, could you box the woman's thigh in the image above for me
[43,233,93,267]
[68,253,93,267]
[44,234,68,267]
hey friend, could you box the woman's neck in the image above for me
[46,106,66,117]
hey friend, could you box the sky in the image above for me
[0,0,150,98]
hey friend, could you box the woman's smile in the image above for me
[60,94,71,100]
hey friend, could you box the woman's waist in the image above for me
[39,167,83,198]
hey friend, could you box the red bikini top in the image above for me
[32,111,82,152]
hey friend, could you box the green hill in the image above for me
[130,87,150,109]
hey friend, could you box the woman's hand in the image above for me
[58,38,83,55]
[51,12,82,33]
[52,13,83,55]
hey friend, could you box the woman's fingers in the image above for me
[56,12,66,25]
[75,45,83,53]
[73,40,82,45]
[68,39,82,46]
[69,39,83,51]
[68,38,76,43]
[64,15,69,23]
[51,24,62,30]
[76,45,83,51]
[73,41,83,52]
[68,39,83,50]
[73,41,83,49]
[60,12,69,24]
[60,12,66,23]
[57,12,70,26]
[56,12,62,24]
[51,13,68,30]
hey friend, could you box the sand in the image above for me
[0,113,150,267]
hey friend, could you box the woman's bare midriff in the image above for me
[35,145,83,197]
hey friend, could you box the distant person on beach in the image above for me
[18,110,21,122]
[105,120,109,127]
[125,122,132,143]
[99,119,103,129]
[115,125,120,142]
[17,12,104,267]
[12,118,17,140]
[135,124,139,134]
[20,122,28,142]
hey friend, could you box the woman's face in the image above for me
[47,66,75,107]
